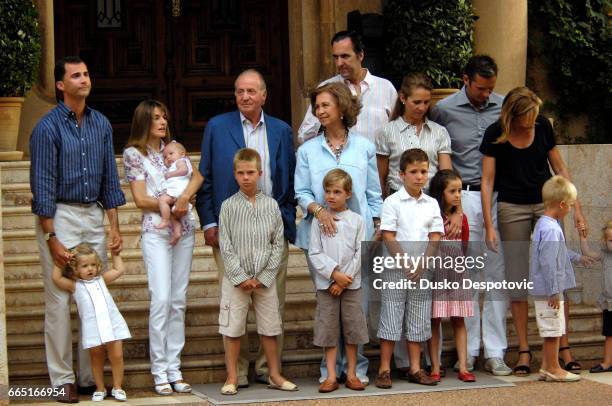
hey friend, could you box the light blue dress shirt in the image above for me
[430,86,504,185]
[294,134,383,250]
[529,215,579,297]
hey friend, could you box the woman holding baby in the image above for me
[123,100,203,395]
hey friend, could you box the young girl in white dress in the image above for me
[52,243,131,402]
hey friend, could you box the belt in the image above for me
[462,184,481,191]
[58,201,100,208]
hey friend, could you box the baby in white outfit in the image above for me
[52,243,130,402]
[156,141,192,245]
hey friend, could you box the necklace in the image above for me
[325,129,348,163]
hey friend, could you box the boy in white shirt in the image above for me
[309,169,369,393]
[376,148,443,388]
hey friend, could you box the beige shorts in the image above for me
[218,276,282,338]
[535,300,566,337]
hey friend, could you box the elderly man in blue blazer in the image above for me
[196,69,296,387]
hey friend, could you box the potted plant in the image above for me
[383,0,477,106]
[0,0,41,160]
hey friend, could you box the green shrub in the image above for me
[0,0,41,97]
[528,0,611,143]
[383,0,477,88]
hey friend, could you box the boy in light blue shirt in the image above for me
[530,176,591,382]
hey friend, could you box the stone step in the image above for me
[3,244,309,280]
[5,292,317,336]
[2,203,161,230]
[8,347,340,388]
[503,303,601,337]
[0,160,42,185]
[2,224,208,255]
[0,156,202,186]
[504,331,606,367]
[1,200,303,231]
[1,182,137,208]
[4,246,211,280]
[0,156,201,208]
[8,331,605,388]
[8,319,317,365]
[4,267,315,307]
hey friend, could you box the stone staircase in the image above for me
[1,157,605,389]
[1,157,322,389]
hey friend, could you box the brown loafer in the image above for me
[318,379,339,393]
[408,369,438,386]
[57,383,79,403]
[345,376,365,391]
[374,370,392,389]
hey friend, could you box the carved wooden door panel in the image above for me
[54,0,290,152]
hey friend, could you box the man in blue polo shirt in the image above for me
[30,56,126,403]
[430,55,511,376]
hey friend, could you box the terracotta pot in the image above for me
[431,88,459,109]
[0,97,25,160]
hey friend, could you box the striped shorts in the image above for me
[377,268,432,342]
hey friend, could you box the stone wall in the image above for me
[16,0,56,158]
[557,144,612,306]
[287,0,383,133]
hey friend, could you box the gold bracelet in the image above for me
[313,205,323,218]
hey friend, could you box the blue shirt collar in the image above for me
[58,101,92,120]
[455,85,500,110]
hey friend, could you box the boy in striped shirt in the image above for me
[218,148,298,395]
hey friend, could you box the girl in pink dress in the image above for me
[428,169,475,382]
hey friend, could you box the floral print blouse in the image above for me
[123,141,196,236]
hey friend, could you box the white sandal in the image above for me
[171,380,192,393]
[220,382,238,395]
[154,383,173,396]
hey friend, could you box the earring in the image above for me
[341,115,344,120]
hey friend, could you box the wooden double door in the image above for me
[54,0,290,152]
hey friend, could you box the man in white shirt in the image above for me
[297,30,397,145]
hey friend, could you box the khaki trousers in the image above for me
[213,240,288,379]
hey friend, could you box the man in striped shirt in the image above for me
[30,56,126,402]
[297,30,397,145]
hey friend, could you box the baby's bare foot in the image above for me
[155,220,170,229]
[170,230,182,246]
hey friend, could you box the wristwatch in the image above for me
[44,232,56,241]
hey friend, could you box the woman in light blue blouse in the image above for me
[294,81,382,384]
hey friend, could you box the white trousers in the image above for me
[461,190,508,359]
[36,203,107,387]
[141,231,194,385]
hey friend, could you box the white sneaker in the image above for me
[111,388,127,401]
[358,375,369,386]
[484,357,512,376]
[454,356,476,372]
[92,391,106,401]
